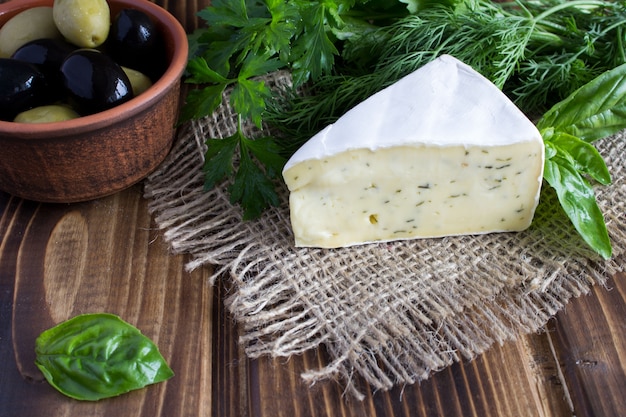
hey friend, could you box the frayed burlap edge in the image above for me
[144,72,625,399]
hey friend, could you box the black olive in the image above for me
[0,58,50,121]
[11,38,76,99]
[60,49,134,115]
[106,8,167,81]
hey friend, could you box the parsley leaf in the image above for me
[290,1,343,86]
[232,54,284,127]
[202,118,286,220]
[197,0,250,27]
[229,134,286,220]
[179,58,228,121]
[180,84,226,122]
[203,136,238,190]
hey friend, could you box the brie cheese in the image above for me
[282,55,544,248]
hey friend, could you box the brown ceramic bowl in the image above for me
[0,0,187,202]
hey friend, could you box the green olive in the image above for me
[53,0,110,48]
[14,105,80,123]
[0,7,62,58]
[121,67,153,96]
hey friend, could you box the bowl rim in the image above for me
[0,0,188,139]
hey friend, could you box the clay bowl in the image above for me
[0,0,187,203]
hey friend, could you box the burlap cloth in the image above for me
[144,72,625,399]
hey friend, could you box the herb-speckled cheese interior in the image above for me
[284,143,543,248]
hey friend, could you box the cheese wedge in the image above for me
[282,55,544,248]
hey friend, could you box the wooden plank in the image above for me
[154,0,212,31]
[549,272,626,417]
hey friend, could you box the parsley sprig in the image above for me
[203,119,286,220]
[181,0,408,219]
[182,0,370,219]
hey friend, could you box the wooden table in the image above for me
[1,1,625,416]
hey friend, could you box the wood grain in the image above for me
[1,1,625,416]
[549,272,626,417]
[154,0,211,31]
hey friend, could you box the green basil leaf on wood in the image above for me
[536,62,626,142]
[35,313,174,401]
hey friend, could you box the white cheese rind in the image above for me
[283,55,544,248]
[283,55,542,172]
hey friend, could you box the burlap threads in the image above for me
[144,72,626,399]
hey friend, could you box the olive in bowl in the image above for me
[10,38,76,100]
[61,49,134,115]
[0,58,51,120]
[106,7,167,81]
[0,0,188,203]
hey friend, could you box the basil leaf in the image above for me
[542,152,612,259]
[535,63,624,259]
[35,313,174,401]
[536,62,626,142]
[543,130,612,185]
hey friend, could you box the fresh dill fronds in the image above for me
[268,0,626,144]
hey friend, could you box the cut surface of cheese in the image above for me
[282,54,544,248]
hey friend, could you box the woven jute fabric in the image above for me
[144,72,626,399]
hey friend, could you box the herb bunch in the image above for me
[182,0,409,219]
[183,0,626,258]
